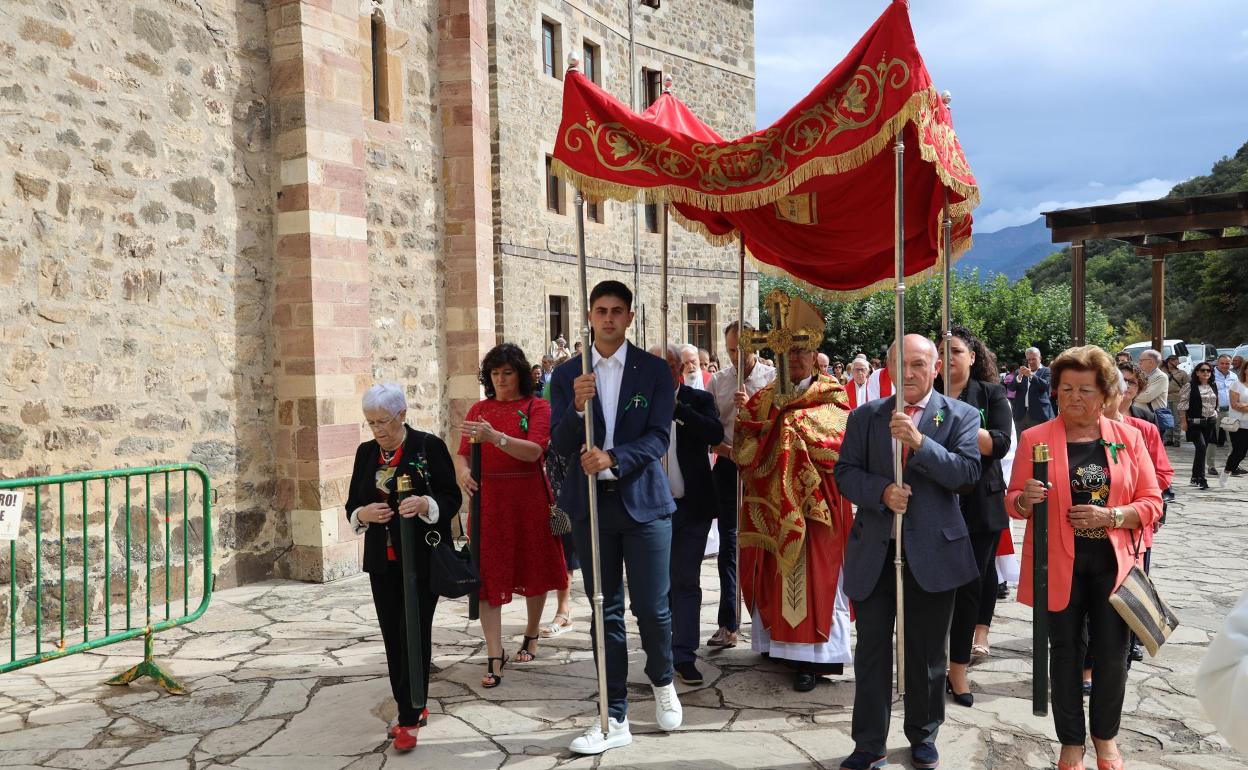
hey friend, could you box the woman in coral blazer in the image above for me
[1006,346,1163,770]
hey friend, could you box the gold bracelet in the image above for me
[1014,496,1030,517]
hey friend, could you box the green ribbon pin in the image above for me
[1099,438,1126,464]
[978,408,987,428]
[516,409,529,434]
[626,394,649,412]
[933,409,945,427]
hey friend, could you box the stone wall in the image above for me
[0,0,278,627]
[489,0,758,363]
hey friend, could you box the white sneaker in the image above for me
[652,681,683,731]
[1220,470,1229,488]
[569,717,632,755]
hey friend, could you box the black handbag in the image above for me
[425,531,480,599]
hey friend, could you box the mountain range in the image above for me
[956,217,1067,281]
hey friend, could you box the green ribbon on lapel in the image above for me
[516,409,529,434]
[978,408,987,428]
[1099,438,1125,464]
[625,393,649,412]
[933,409,945,427]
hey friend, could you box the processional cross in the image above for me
[744,289,826,405]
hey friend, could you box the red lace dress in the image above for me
[458,396,568,606]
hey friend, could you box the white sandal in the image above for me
[539,613,572,638]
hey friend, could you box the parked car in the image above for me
[1219,347,1238,359]
[1187,343,1215,364]
[1121,339,1194,374]
[1234,343,1248,362]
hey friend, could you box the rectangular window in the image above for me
[642,67,663,107]
[583,41,600,85]
[545,155,562,213]
[370,13,390,122]
[549,296,570,345]
[586,198,603,223]
[688,304,712,354]
[641,0,661,8]
[644,203,659,233]
[542,20,559,78]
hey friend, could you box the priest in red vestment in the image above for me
[737,336,855,693]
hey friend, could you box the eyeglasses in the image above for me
[365,416,395,429]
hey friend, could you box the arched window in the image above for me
[370,10,390,122]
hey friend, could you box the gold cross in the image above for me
[744,289,825,402]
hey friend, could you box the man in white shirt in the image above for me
[816,352,831,376]
[846,356,871,409]
[1213,354,1235,453]
[549,281,682,754]
[706,320,776,648]
[1134,349,1169,412]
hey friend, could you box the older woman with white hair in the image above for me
[345,382,461,753]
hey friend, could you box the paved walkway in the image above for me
[2,444,1246,769]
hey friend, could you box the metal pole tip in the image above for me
[567,52,581,71]
[663,74,673,93]
[941,90,952,106]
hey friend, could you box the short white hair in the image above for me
[850,358,870,372]
[677,343,698,359]
[362,382,407,416]
[1140,349,1162,363]
[1025,347,1042,357]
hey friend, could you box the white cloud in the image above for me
[976,178,1180,234]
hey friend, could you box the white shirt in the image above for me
[853,380,869,406]
[1230,379,1248,426]
[1214,368,1234,408]
[708,360,777,449]
[867,368,890,402]
[666,384,685,498]
[590,343,628,479]
[1196,586,1248,754]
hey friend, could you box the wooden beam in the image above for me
[1135,234,1248,257]
[1049,208,1248,244]
[1071,241,1086,346]
[1151,254,1165,354]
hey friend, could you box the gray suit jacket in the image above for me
[834,391,982,599]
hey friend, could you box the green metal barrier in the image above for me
[1,463,213,694]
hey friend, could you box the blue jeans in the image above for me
[571,490,673,720]
[669,498,713,665]
[711,458,740,631]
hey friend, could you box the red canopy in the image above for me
[552,0,979,295]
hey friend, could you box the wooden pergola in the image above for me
[1044,191,1248,351]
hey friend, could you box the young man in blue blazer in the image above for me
[549,280,681,754]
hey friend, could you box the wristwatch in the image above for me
[607,450,620,470]
[498,434,509,448]
[1111,506,1124,528]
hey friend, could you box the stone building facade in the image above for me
[0,0,755,616]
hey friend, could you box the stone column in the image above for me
[438,0,494,429]
[268,0,371,582]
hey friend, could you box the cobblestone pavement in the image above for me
[2,445,1246,769]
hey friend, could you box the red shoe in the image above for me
[387,708,429,739]
[392,724,418,752]
[1096,758,1124,770]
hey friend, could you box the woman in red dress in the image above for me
[454,343,569,688]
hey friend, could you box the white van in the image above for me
[1121,340,1194,374]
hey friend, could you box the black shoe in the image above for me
[675,661,703,685]
[997,581,1008,600]
[1230,468,1248,477]
[1189,477,1201,487]
[911,741,940,768]
[793,671,818,692]
[1129,642,1144,662]
[1209,465,1219,477]
[838,749,886,770]
[945,676,973,707]
[1197,477,1210,490]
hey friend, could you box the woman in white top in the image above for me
[1196,586,1248,754]
[1223,360,1248,476]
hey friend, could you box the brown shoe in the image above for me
[707,628,738,648]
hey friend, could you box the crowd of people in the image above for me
[343,283,1248,767]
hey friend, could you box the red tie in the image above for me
[902,404,921,464]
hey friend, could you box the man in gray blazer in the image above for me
[833,334,981,770]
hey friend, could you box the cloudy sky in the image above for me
[755,1,1248,232]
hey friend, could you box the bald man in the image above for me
[834,334,982,770]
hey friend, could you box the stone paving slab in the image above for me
[2,444,1246,769]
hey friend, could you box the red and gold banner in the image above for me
[552,0,979,295]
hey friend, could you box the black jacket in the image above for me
[345,426,462,576]
[1011,365,1054,423]
[953,378,1012,533]
[672,384,724,516]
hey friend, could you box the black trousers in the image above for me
[978,549,1000,627]
[851,542,957,754]
[1226,427,1248,472]
[1188,422,1214,480]
[670,498,713,665]
[1049,538,1128,746]
[711,458,740,632]
[949,530,1002,665]
[370,560,438,726]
